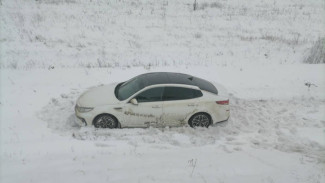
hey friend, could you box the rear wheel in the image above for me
[93,114,118,128]
[189,113,211,128]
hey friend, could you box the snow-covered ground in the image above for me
[0,0,324,68]
[1,65,325,183]
[1,0,325,182]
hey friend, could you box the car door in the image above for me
[123,87,164,128]
[162,87,202,127]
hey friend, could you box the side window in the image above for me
[135,87,164,103]
[163,87,202,101]
[194,89,203,98]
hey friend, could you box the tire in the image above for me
[189,113,211,128]
[93,114,118,129]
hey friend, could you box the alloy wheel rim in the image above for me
[192,114,209,127]
[97,116,115,128]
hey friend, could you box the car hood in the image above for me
[77,83,121,107]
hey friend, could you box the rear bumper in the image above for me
[214,116,229,124]
[211,105,230,124]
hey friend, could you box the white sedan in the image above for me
[75,72,230,128]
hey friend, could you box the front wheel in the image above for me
[189,113,211,128]
[93,114,118,128]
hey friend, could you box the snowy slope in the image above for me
[0,0,324,68]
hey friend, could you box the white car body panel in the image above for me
[122,101,163,128]
[198,91,230,123]
[162,98,199,127]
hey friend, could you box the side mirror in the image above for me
[130,98,138,105]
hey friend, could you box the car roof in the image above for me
[137,72,218,95]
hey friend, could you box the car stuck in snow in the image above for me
[75,72,229,128]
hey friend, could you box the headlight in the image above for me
[76,105,94,113]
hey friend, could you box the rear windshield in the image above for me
[192,77,218,95]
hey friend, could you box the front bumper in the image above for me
[75,106,94,126]
[76,116,87,126]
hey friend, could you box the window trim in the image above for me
[127,85,203,103]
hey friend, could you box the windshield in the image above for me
[116,76,145,101]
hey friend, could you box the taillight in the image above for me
[216,100,229,105]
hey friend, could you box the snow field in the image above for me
[1,0,325,182]
[0,0,324,68]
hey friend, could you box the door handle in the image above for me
[188,104,196,106]
[152,105,161,108]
